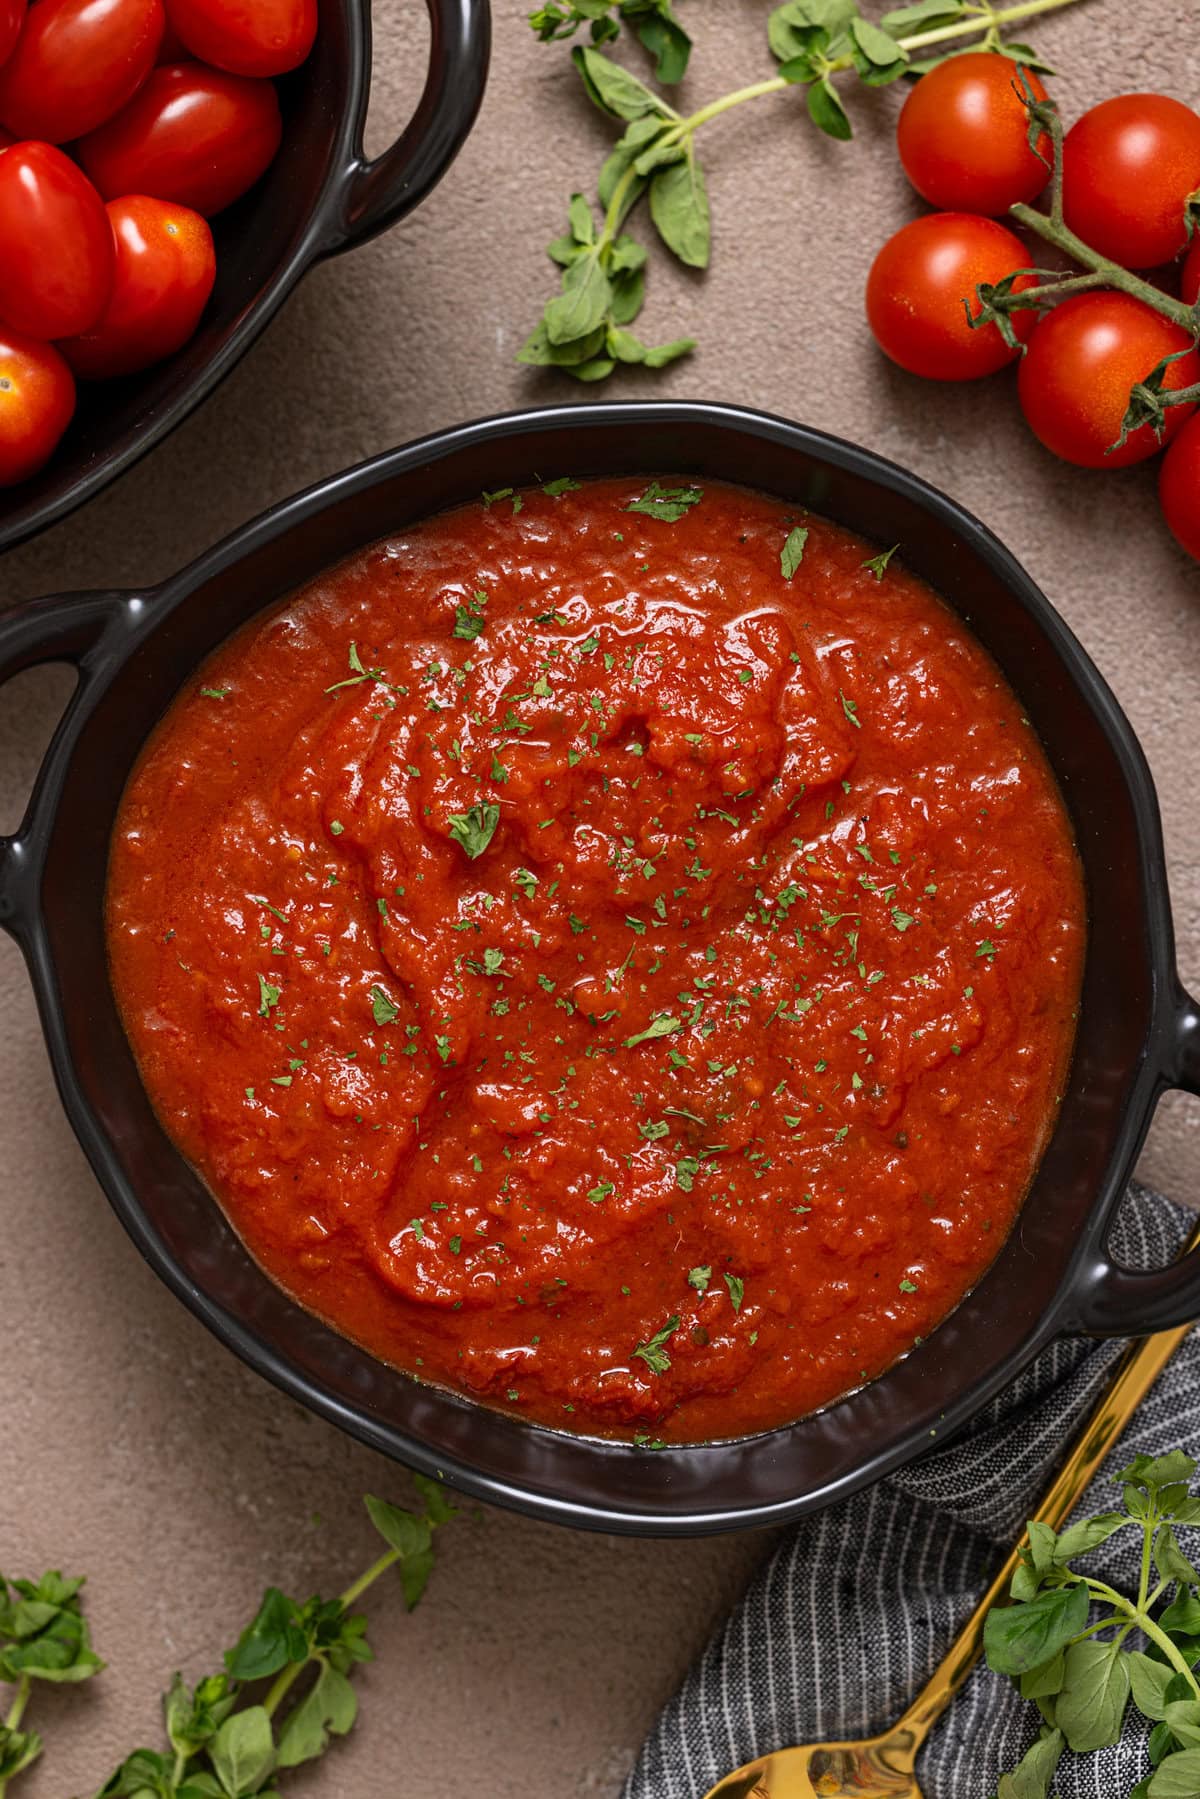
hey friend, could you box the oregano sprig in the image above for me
[521,0,1087,377]
[0,1571,103,1798]
[91,1480,456,1799]
[985,1451,1200,1798]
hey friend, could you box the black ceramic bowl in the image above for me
[0,0,490,556]
[3,402,1199,1536]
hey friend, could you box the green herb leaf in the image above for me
[1129,1652,1178,1724]
[688,1265,712,1292]
[448,803,501,860]
[369,985,399,1027]
[1149,1746,1200,1796]
[544,250,613,345]
[862,544,898,580]
[994,1724,1063,1799]
[225,1589,298,1683]
[780,526,809,579]
[648,153,710,268]
[275,1663,357,1769]
[1054,1637,1130,1753]
[807,76,853,140]
[572,44,672,120]
[625,481,702,522]
[209,1705,275,1798]
[634,1314,680,1373]
[624,1012,683,1047]
[984,1581,1090,1676]
[848,13,908,82]
[723,1272,744,1312]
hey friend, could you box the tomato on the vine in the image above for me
[77,62,282,216]
[866,213,1036,381]
[0,0,24,68]
[0,328,75,484]
[0,0,165,142]
[897,53,1050,217]
[0,141,114,340]
[1062,94,1200,270]
[1159,413,1200,563]
[62,194,215,379]
[164,0,315,77]
[1017,292,1199,469]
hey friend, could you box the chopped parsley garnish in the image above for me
[448,802,500,860]
[542,476,580,497]
[839,690,862,729]
[200,686,229,700]
[587,1179,614,1203]
[624,1014,683,1049]
[370,985,399,1026]
[675,1156,702,1192]
[625,482,703,523]
[688,1265,712,1293]
[724,1273,745,1312]
[633,1315,680,1375]
[862,544,899,580]
[780,525,809,579]
[454,592,488,640]
[257,975,281,1017]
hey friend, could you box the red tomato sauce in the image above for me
[106,478,1086,1443]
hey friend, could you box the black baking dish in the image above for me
[2,401,1197,1535]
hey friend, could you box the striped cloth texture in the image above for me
[623,1185,1198,1799]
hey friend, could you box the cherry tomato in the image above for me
[0,141,114,340]
[1159,412,1200,563]
[0,0,164,143]
[61,194,215,378]
[164,0,314,76]
[0,327,74,484]
[897,53,1049,217]
[77,63,282,216]
[1062,95,1200,270]
[0,0,25,69]
[866,213,1036,381]
[1182,237,1200,309]
[1018,292,1199,468]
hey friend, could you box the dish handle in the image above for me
[322,0,491,256]
[1068,984,1200,1335]
[0,589,127,940]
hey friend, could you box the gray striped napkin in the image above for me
[623,1185,1195,1799]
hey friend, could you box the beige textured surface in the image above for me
[3,2,1200,1792]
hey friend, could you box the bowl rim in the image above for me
[5,399,1191,1534]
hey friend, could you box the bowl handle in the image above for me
[1066,984,1200,1336]
[322,0,491,256]
[0,589,127,941]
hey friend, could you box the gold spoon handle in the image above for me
[896,1295,1197,1744]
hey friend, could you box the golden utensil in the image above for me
[704,1295,1197,1799]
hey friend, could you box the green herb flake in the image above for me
[448,802,501,860]
[780,525,809,579]
[625,481,703,523]
[634,1314,680,1375]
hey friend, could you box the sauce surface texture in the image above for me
[106,478,1085,1442]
